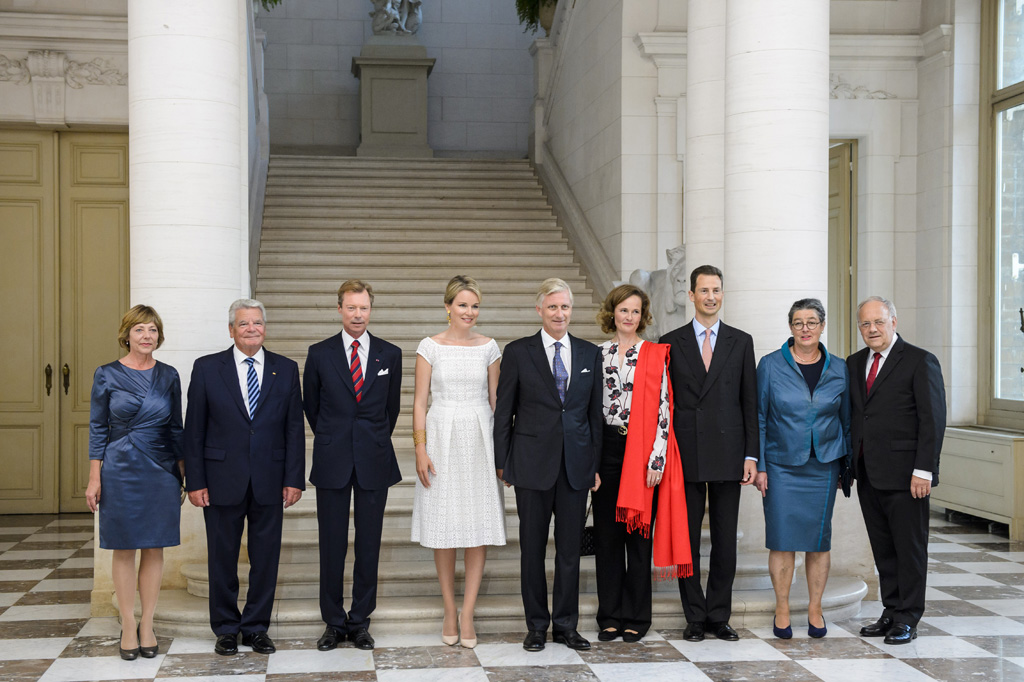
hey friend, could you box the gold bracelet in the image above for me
[412,429,427,445]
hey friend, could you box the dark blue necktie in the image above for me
[553,341,568,403]
[244,357,259,418]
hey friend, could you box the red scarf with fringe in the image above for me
[614,342,692,580]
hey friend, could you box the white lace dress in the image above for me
[411,337,507,548]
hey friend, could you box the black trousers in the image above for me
[857,463,930,626]
[677,479,740,624]
[203,482,283,636]
[515,457,589,633]
[317,480,389,632]
[593,425,655,634]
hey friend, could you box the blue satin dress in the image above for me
[89,360,184,549]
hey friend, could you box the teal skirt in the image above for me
[763,456,840,552]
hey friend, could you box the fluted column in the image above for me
[724,0,829,358]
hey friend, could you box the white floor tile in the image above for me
[798,657,935,681]
[58,558,94,570]
[149,677,264,682]
[0,543,15,552]
[745,623,856,639]
[372,633,456,648]
[863,634,996,658]
[23,533,93,543]
[38,654,165,681]
[166,636,220,654]
[990,552,1024,562]
[922,615,1024,636]
[0,637,72,660]
[1007,657,1024,670]
[590,661,713,682]
[924,587,959,601]
[0,527,46,535]
[472,641,584,666]
[75,618,121,637]
[31,578,94,592]
[264,647,374,674]
[0,604,91,621]
[0,592,23,607]
[966,599,1024,616]
[0,568,52,582]
[377,669,488,682]
[46,519,94,528]
[931,533,1006,544]
[927,542,976,553]
[0,549,77,561]
[947,562,1024,574]
[666,637,790,662]
[925,573,1003,587]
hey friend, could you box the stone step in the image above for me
[257,253,578,268]
[151,577,867,637]
[268,168,538,181]
[255,277,595,295]
[260,228,567,243]
[261,207,555,220]
[260,218,560,230]
[267,177,544,191]
[259,240,571,255]
[269,155,533,170]
[266,307,595,324]
[264,196,552,210]
[262,332,608,355]
[256,293,588,308]
[264,322,591,340]
[255,265,586,281]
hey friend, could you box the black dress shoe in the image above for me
[119,629,139,661]
[317,626,345,651]
[622,629,644,643]
[348,627,375,650]
[707,622,739,641]
[214,633,238,656]
[883,623,918,645]
[683,622,705,642]
[598,628,621,642]
[553,629,591,650]
[523,630,546,651]
[859,616,894,637]
[241,631,276,654]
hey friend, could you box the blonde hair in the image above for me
[117,305,165,350]
[338,279,374,306]
[597,284,652,335]
[535,277,574,307]
[444,275,482,305]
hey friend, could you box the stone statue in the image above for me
[370,0,423,35]
[629,245,688,341]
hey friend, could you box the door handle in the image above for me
[45,364,53,396]
[62,363,70,395]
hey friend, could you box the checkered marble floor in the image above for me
[2,512,1024,681]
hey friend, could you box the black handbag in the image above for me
[839,458,853,498]
[580,500,595,556]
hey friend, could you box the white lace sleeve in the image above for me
[486,338,501,366]
[416,337,433,365]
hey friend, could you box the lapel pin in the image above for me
[272,372,277,375]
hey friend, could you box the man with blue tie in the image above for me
[303,280,403,651]
[184,299,305,656]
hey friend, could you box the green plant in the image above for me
[260,0,282,12]
[515,0,556,34]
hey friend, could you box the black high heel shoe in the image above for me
[138,625,159,658]
[119,628,140,661]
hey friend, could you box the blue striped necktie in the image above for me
[553,341,568,403]
[244,356,259,418]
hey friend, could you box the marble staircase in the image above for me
[154,155,866,636]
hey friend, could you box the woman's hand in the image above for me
[754,471,768,497]
[646,468,663,488]
[85,478,101,512]
[415,449,436,488]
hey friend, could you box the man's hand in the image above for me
[188,488,210,507]
[591,472,602,493]
[496,468,511,488]
[741,459,758,486]
[753,471,767,497]
[910,475,931,499]
[283,487,302,508]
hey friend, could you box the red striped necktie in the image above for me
[350,340,363,402]
[866,351,881,394]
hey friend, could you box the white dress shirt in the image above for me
[692,317,720,353]
[865,333,931,481]
[342,329,369,370]
[540,328,571,389]
[232,345,265,401]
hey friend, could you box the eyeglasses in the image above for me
[857,319,889,330]
[791,320,821,331]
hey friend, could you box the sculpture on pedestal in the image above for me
[629,245,688,340]
[370,0,423,35]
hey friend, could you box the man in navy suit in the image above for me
[184,299,305,656]
[303,280,402,651]
[494,278,603,653]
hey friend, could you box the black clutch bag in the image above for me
[839,458,853,498]
[580,500,595,556]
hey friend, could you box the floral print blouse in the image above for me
[599,339,670,472]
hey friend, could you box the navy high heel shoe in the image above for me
[808,617,827,638]
[773,616,793,639]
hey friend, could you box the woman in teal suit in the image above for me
[753,299,850,640]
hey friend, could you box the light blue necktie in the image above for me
[244,357,260,418]
[553,341,568,403]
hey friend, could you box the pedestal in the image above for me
[352,44,435,158]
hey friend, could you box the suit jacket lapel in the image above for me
[852,348,868,403]
[360,333,383,396]
[676,322,707,379]
[565,333,585,403]
[256,350,279,418]
[218,347,250,420]
[325,332,356,398]
[526,332,561,403]
[867,337,904,401]
[699,323,734,400]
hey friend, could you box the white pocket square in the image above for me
[580,368,591,373]
[377,368,389,376]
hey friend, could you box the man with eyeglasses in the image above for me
[847,296,945,645]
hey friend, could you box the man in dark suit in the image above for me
[849,296,945,645]
[303,279,402,652]
[184,299,305,656]
[660,265,758,642]
[494,277,603,653]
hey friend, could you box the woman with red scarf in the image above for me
[593,285,692,642]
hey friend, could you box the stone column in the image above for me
[684,0,726,297]
[724,0,829,357]
[91,0,249,615]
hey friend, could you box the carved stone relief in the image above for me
[629,245,688,341]
[370,0,423,35]
[829,73,896,100]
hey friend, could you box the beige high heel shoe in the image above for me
[442,611,459,646]
[459,611,477,649]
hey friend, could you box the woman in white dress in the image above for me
[412,275,506,649]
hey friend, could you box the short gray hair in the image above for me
[788,298,826,326]
[535,278,574,307]
[228,298,267,326]
[857,295,897,320]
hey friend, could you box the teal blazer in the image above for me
[756,340,851,471]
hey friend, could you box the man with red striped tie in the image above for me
[303,280,403,651]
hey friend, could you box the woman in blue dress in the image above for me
[87,305,183,660]
[753,298,850,640]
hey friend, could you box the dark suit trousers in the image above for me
[515,458,589,632]
[203,483,283,636]
[677,479,740,624]
[317,481,389,632]
[857,463,929,626]
[593,427,654,634]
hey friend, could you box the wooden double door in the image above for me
[0,130,129,513]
